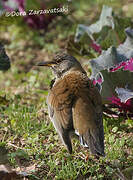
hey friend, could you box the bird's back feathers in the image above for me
[47,71,104,156]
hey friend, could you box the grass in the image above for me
[0,63,133,180]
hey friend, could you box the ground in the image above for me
[0,0,133,179]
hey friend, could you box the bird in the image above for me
[37,52,104,156]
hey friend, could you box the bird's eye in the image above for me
[56,60,60,64]
[56,58,62,64]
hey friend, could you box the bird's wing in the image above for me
[65,72,104,156]
[47,77,74,130]
[47,77,74,153]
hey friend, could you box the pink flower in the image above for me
[93,77,102,85]
[90,41,102,54]
[110,58,133,72]
[15,0,25,12]
[108,96,133,112]
[2,0,57,30]
[2,0,25,12]
[124,58,133,71]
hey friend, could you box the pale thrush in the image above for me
[37,52,104,156]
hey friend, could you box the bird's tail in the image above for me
[79,127,105,156]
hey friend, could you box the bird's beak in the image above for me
[36,61,56,67]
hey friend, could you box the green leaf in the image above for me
[100,69,133,103]
[66,35,95,59]
[90,27,133,78]
[117,27,133,59]
[74,5,133,53]
[90,46,117,78]
[112,127,118,133]
[75,5,114,42]
[115,87,133,103]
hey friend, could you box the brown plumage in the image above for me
[37,52,104,156]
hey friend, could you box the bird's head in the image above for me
[37,52,86,78]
